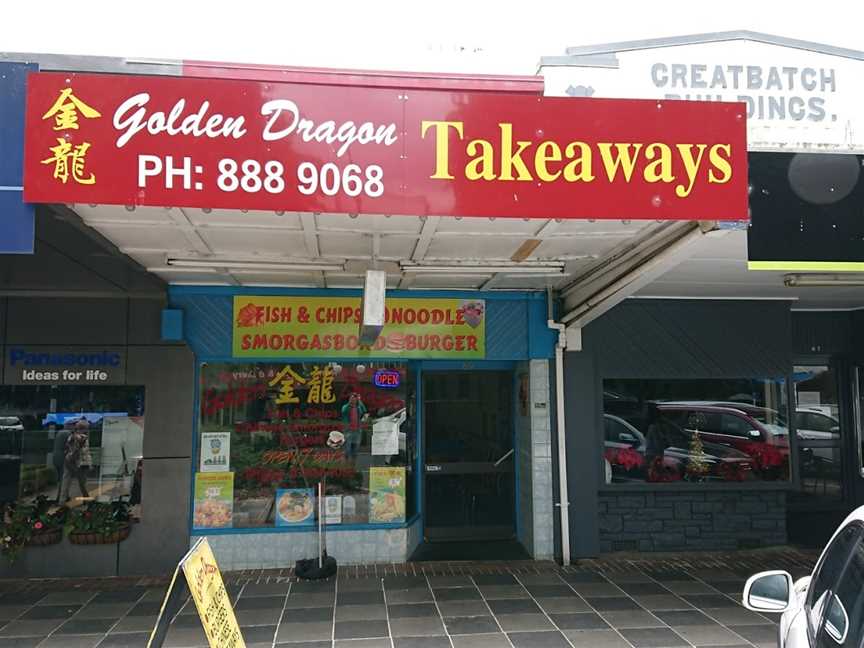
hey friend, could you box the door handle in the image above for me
[493,449,514,467]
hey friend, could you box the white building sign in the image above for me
[542,38,864,153]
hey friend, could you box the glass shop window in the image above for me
[0,385,145,516]
[602,378,791,484]
[195,362,416,531]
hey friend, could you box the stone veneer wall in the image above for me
[598,490,786,553]
[529,359,555,560]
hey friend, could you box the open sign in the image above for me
[374,369,401,389]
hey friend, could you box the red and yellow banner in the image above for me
[232,296,486,359]
[23,72,747,221]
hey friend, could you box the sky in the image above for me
[3,0,864,74]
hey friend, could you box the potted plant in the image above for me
[1,507,33,563]
[66,500,132,545]
[27,496,66,547]
[0,497,66,561]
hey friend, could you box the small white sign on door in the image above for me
[200,432,231,472]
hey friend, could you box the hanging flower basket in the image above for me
[69,522,131,545]
[3,497,67,561]
[27,526,63,547]
[65,500,132,545]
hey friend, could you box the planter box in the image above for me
[69,523,131,545]
[27,527,62,547]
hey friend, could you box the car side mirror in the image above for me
[748,430,762,438]
[743,571,794,613]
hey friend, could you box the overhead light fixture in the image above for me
[784,273,864,287]
[167,258,345,272]
[400,262,564,275]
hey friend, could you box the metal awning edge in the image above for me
[555,30,864,62]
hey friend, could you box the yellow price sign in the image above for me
[182,539,245,648]
[148,538,245,648]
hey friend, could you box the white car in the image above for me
[743,505,864,647]
[0,416,24,433]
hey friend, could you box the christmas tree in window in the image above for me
[686,432,709,479]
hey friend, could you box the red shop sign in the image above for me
[23,72,748,220]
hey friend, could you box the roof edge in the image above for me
[0,51,545,93]
[182,60,544,93]
[561,30,864,61]
[0,51,182,75]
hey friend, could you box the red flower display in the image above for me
[741,442,785,469]
[718,461,748,482]
[605,447,644,471]
[647,456,682,482]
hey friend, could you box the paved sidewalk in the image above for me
[0,547,820,648]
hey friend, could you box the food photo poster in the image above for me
[193,472,235,529]
[369,467,406,523]
[275,488,316,527]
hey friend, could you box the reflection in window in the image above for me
[808,523,861,635]
[793,366,843,504]
[602,378,790,484]
[857,368,864,478]
[196,362,415,530]
[0,386,145,516]
[815,533,864,647]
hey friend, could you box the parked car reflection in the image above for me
[603,413,754,483]
[656,402,790,480]
[672,400,842,463]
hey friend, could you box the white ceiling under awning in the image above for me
[68,204,864,311]
[636,230,864,310]
[70,204,646,292]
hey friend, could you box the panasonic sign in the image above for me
[4,347,126,385]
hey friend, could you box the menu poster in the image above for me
[275,488,315,527]
[371,430,399,456]
[193,472,235,529]
[369,467,406,523]
[200,432,231,473]
[324,496,342,524]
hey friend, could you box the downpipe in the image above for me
[547,318,571,566]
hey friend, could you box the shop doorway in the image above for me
[422,370,516,543]
[788,363,852,546]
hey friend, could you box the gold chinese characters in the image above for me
[268,365,336,405]
[40,88,101,185]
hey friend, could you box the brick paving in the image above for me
[0,547,820,647]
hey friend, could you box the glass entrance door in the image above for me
[791,365,844,506]
[423,370,515,541]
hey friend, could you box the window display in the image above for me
[0,385,145,514]
[602,378,791,484]
[196,361,415,530]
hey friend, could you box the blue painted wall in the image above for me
[0,62,37,254]
[168,286,556,361]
